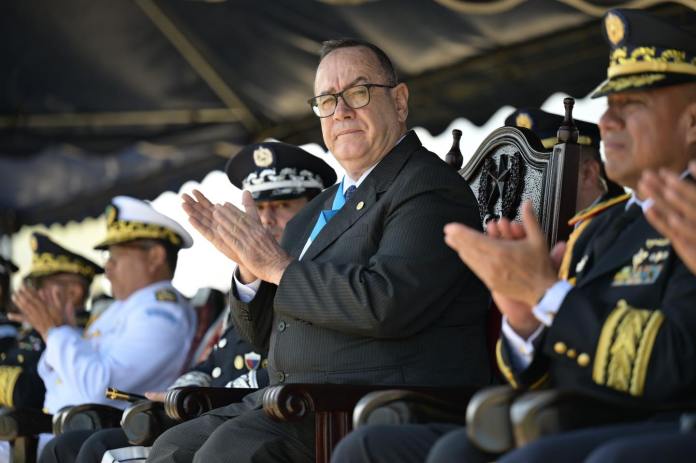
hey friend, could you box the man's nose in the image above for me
[333,96,354,119]
[599,106,622,134]
[259,208,276,227]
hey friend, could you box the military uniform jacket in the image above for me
[231,131,491,391]
[173,308,269,389]
[0,327,46,409]
[498,198,696,402]
[38,281,196,414]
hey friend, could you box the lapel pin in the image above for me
[356,201,365,210]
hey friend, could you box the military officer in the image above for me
[44,143,335,463]
[505,108,626,210]
[28,197,196,463]
[3,233,102,410]
[332,8,696,463]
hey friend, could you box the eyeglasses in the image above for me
[308,83,395,118]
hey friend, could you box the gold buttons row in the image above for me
[554,342,591,367]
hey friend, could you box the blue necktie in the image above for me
[308,180,354,242]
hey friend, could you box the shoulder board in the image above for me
[155,289,178,302]
[568,193,631,226]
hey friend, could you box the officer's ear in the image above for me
[146,244,168,273]
[684,84,696,146]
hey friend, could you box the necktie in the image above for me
[307,181,355,242]
[590,203,642,263]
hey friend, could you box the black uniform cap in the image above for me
[226,142,337,201]
[591,9,696,98]
[505,108,625,198]
[28,232,103,282]
[505,108,601,150]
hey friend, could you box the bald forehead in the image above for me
[314,46,387,94]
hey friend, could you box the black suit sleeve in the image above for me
[229,279,276,352]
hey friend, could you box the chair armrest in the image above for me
[352,387,476,428]
[465,385,520,454]
[55,404,123,435]
[510,389,696,447]
[262,384,477,423]
[163,387,257,421]
[121,400,179,446]
[0,408,52,439]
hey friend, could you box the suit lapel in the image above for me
[301,131,422,261]
[577,214,654,287]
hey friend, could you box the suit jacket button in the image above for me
[278,321,287,332]
[577,353,591,367]
[553,342,567,355]
[277,371,286,383]
[212,367,222,378]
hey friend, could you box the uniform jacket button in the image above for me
[212,367,222,378]
[566,349,577,359]
[577,353,591,367]
[553,342,567,355]
[277,371,286,383]
[218,338,227,348]
[278,321,287,332]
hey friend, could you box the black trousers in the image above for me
[147,405,315,463]
[330,423,461,463]
[332,420,693,463]
[39,428,130,463]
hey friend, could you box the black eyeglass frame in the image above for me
[308,83,396,118]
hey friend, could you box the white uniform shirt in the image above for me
[38,280,196,413]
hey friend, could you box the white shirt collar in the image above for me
[626,193,651,214]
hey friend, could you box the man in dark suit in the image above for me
[332,8,696,463]
[148,38,490,463]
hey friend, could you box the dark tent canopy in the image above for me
[1,0,694,233]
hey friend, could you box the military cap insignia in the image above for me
[515,113,533,130]
[155,289,177,302]
[253,146,274,168]
[605,12,625,45]
[234,355,244,370]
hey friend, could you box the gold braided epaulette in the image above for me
[568,193,631,227]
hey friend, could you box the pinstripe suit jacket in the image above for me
[230,131,491,392]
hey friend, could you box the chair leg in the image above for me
[315,411,351,463]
